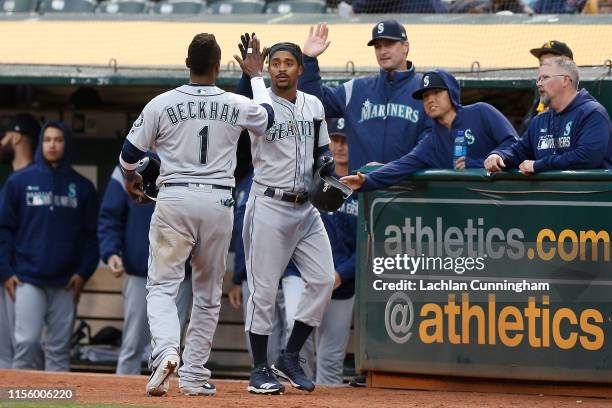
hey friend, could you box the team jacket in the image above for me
[321,195,357,300]
[298,56,432,171]
[362,69,518,191]
[0,121,99,287]
[232,170,253,285]
[491,89,612,172]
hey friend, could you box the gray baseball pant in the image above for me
[282,275,316,378]
[243,187,335,336]
[12,283,75,371]
[316,296,354,385]
[116,274,192,375]
[241,282,285,366]
[0,289,14,368]
[146,185,233,388]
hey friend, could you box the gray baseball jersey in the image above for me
[123,82,272,390]
[250,90,330,191]
[127,84,271,187]
[243,88,335,343]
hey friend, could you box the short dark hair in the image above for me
[187,33,221,76]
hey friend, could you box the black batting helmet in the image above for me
[136,156,160,201]
[308,167,353,212]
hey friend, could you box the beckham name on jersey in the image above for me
[265,120,314,143]
[165,101,240,126]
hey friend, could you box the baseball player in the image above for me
[228,167,286,367]
[299,21,432,172]
[0,113,41,369]
[0,121,99,371]
[118,33,273,396]
[97,158,193,375]
[235,37,335,394]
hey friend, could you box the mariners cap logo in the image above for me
[423,75,430,87]
[337,118,345,130]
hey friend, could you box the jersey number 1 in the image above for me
[198,125,208,164]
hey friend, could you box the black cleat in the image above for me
[247,365,285,395]
[349,374,367,387]
[272,352,315,392]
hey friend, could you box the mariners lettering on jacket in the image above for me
[165,101,240,126]
[359,99,419,123]
[265,120,314,142]
[26,183,78,208]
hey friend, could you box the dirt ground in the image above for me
[0,370,610,408]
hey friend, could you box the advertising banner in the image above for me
[356,170,612,382]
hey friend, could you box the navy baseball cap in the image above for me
[6,113,41,146]
[367,20,407,46]
[328,118,346,137]
[412,72,448,100]
[530,40,573,60]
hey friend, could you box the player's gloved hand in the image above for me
[122,169,153,204]
[317,155,335,177]
[238,32,255,60]
[234,35,268,78]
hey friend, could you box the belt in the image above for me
[163,182,232,192]
[264,187,309,204]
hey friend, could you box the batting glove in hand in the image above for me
[317,155,335,177]
[239,32,255,59]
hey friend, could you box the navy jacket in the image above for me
[492,89,612,172]
[362,69,518,191]
[0,121,99,287]
[98,159,193,278]
[298,57,432,172]
[232,171,253,285]
[322,195,357,300]
[534,0,580,13]
[98,164,155,278]
[352,0,448,13]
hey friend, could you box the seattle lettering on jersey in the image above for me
[359,99,419,124]
[265,120,314,143]
[165,101,240,126]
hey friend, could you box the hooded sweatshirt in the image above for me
[98,156,193,279]
[361,69,518,191]
[299,57,432,172]
[0,121,99,287]
[491,89,612,172]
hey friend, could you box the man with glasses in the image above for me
[485,56,612,175]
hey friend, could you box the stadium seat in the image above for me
[0,0,37,12]
[152,0,205,13]
[265,0,326,13]
[38,0,96,12]
[208,0,265,14]
[98,0,148,13]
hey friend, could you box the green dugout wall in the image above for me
[355,169,612,393]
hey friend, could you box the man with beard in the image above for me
[0,113,40,369]
[485,57,612,175]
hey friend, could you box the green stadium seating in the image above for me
[98,0,147,13]
[38,0,96,12]
[265,0,326,13]
[152,0,205,13]
[0,0,37,12]
[208,0,265,14]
